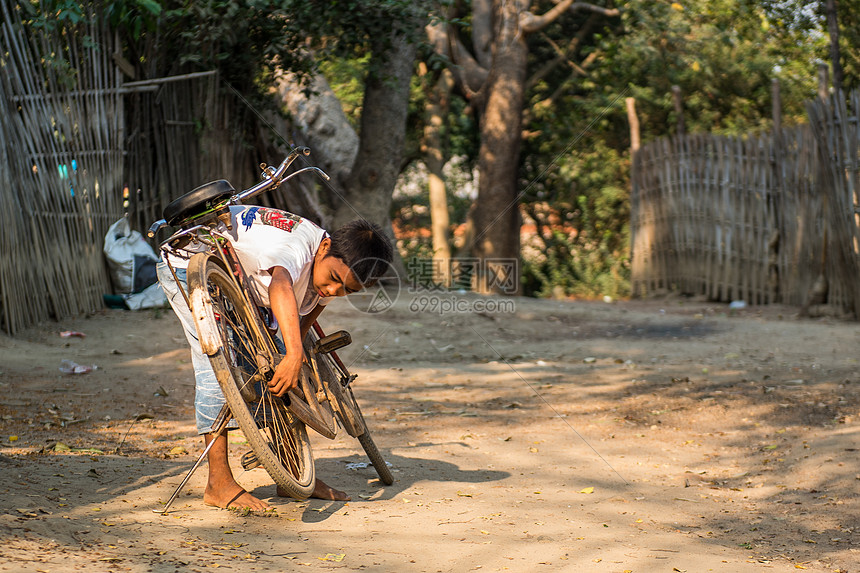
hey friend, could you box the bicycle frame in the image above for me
[149,146,392,508]
[150,147,338,428]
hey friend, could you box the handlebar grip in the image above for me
[148,219,166,239]
[296,146,310,156]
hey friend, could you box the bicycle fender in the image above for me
[190,286,222,355]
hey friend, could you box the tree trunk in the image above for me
[471,2,528,294]
[422,65,454,286]
[826,0,843,94]
[274,72,359,209]
[333,30,418,237]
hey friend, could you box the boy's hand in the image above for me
[269,352,302,397]
[267,266,304,397]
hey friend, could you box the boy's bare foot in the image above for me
[277,478,351,501]
[204,486,272,511]
[201,433,271,511]
[311,478,351,501]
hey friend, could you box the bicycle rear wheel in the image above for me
[187,253,315,499]
[310,332,394,485]
[358,430,393,485]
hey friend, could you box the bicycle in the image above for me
[149,146,393,513]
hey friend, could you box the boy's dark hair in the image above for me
[328,219,394,285]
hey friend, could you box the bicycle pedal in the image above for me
[240,451,261,470]
[314,330,352,354]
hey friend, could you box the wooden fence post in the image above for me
[626,97,640,153]
[769,78,783,303]
[818,63,830,100]
[627,96,641,295]
[671,85,685,137]
[772,78,782,134]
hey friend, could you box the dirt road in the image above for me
[1,294,858,572]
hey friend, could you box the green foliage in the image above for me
[104,0,162,39]
[19,0,162,87]
[513,0,828,300]
[594,0,828,134]
[281,0,430,78]
[21,0,311,109]
[319,56,371,128]
[24,0,161,39]
[154,1,315,89]
[520,135,631,300]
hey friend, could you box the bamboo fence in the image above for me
[122,73,324,245]
[0,2,124,335]
[631,89,860,317]
[0,2,326,335]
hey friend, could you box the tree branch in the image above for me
[426,21,489,98]
[542,50,600,106]
[523,50,600,128]
[526,13,598,91]
[471,0,493,69]
[521,1,619,34]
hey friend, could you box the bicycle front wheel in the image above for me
[312,338,394,485]
[187,253,315,500]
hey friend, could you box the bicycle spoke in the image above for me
[191,255,315,498]
[211,291,268,399]
[263,395,302,478]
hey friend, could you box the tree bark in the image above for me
[421,65,454,285]
[274,72,359,203]
[471,0,494,69]
[271,72,358,225]
[332,29,418,235]
[826,0,843,94]
[471,1,528,294]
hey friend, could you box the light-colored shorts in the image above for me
[157,261,287,435]
[157,261,238,435]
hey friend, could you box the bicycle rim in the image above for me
[188,254,315,499]
[310,332,393,485]
[310,336,365,437]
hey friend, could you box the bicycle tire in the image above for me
[187,253,315,500]
[309,341,365,438]
[310,335,394,485]
[285,353,338,440]
[357,424,394,485]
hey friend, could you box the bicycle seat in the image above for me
[163,180,236,226]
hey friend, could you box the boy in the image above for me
[157,205,393,511]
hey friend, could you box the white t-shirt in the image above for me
[166,205,330,316]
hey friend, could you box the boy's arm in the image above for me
[299,303,326,340]
[268,266,303,397]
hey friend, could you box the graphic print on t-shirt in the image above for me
[240,206,303,233]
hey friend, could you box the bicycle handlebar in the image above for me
[235,145,311,202]
[147,146,330,239]
[148,218,167,238]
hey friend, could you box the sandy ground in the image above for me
[1,292,858,573]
